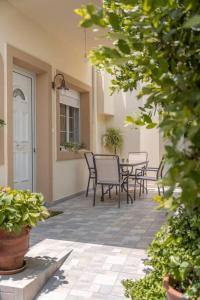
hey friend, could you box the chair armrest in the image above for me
[145,167,158,172]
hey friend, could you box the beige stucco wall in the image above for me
[95,71,140,156]
[140,126,160,167]
[0,0,90,200]
[95,72,161,166]
[105,90,141,158]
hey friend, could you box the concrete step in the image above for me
[0,239,72,300]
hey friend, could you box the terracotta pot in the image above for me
[0,226,30,274]
[163,276,187,300]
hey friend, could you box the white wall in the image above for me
[0,0,91,200]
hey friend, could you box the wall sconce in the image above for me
[52,73,69,92]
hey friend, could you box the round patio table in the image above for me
[120,160,148,202]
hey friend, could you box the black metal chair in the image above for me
[134,158,165,200]
[84,152,96,197]
[93,154,128,208]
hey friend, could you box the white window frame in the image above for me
[59,90,80,147]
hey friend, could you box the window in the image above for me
[59,89,80,147]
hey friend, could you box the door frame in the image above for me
[6,44,53,202]
[13,65,36,191]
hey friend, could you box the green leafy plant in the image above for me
[0,187,49,232]
[64,142,85,152]
[76,0,200,297]
[123,271,165,300]
[123,208,200,299]
[102,127,123,154]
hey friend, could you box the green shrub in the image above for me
[0,187,49,232]
[122,271,165,300]
[122,208,200,299]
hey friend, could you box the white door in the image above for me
[13,68,35,191]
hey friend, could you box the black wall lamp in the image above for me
[52,73,69,91]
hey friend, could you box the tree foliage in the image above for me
[76,0,200,213]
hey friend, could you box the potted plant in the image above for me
[102,128,123,154]
[0,187,49,274]
[163,276,185,300]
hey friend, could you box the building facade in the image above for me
[0,0,161,202]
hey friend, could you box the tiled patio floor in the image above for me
[32,190,166,299]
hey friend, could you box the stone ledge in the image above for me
[0,239,72,300]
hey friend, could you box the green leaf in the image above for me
[125,116,135,125]
[143,0,152,13]
[108,13,121,30]
[143,114,152,124]
[117,39,131,54]
[80,18,93,28]
[146,122,157,129]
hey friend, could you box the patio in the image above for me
[31,191,166,299]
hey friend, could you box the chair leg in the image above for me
[86,176,91,197]
[127,180,129,204]
[109,186,111,199]
[142,179,145,194]
[118,187,121,208]
[139,180,142,197]
[93,184,96,206]
[101,185,104,202]
[93,178,95,189]
[134,178,137,201]
[116,186,118,195]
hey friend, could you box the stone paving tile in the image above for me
[33,191,166,300]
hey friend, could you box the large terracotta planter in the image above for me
[163,276,187,300]
[0,226,30,274]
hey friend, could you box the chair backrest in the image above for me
[94,155,120,185]
[84,152,95,170]
[128,152,148,164]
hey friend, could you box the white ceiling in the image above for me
[8,0,106,51]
